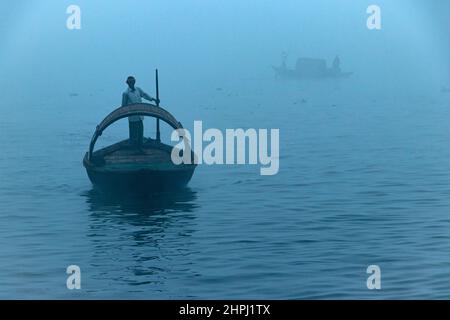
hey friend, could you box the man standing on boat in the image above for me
[332,55,341,74]
[122,76,159,147]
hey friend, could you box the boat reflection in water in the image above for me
[81,187,199,295]
[84,187,198,216]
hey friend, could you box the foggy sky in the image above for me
[0,0,449,108]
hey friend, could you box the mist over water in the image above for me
[1,0,450,298]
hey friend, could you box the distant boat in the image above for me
[273,57,353,79]
[83,71,197,194]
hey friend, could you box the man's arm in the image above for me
[122,92,128,107]
[138,88,159,104]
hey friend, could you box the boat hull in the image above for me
[273,65,353,79]
[83,138,197,194]
[83,103,197,195]
[83,153,195,194]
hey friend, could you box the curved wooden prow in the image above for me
[88,103,183,160]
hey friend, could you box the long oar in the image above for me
[155,69,161,142]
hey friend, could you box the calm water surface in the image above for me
[1,73,450,299]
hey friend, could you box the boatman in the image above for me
[122,76,159,147]
[332,55,341,74]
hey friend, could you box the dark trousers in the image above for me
[129,120,144,147]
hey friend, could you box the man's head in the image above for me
[126,76,136,89]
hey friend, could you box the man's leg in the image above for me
[137,120,144,147]
[129,121,138,146]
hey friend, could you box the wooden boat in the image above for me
[83,103,197,194]
[273,57,353,79]
[84,70,196,194]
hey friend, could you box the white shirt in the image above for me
[122,87,152,122]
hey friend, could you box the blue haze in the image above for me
[1,0,450,298]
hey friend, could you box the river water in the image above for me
[1,74,450,298]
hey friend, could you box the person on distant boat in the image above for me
[281,52,288,69]
[122,76,159,147]
[332,55,341,74]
